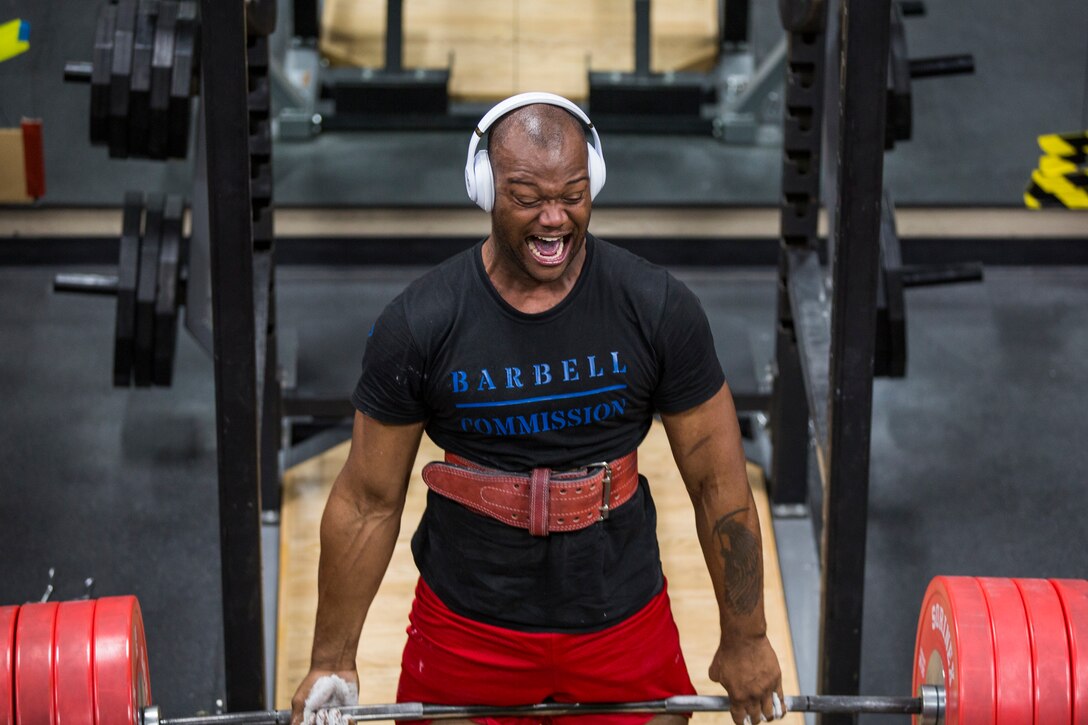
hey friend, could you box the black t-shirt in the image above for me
[353,235,725,632]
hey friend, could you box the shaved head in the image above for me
[488,104,587,171]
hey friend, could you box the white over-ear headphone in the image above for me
[464,91,607,212]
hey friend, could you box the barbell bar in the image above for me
[141,688,944,725]
[3,577,1086,725]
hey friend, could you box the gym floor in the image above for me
[1,0,1087,721]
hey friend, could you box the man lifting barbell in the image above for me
[288,92,786,725]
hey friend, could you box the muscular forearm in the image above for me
[664,386,783,722]
[690,479,769,642]
[309,474,405,670]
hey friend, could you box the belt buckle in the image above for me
[587,461,613,520]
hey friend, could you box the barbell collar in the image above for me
[148,689,940,725]
[917,684,946,725]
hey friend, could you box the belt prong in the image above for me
[599,464,613,520]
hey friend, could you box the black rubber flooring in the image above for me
[1,261,1087,717]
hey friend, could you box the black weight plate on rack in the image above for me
[128,0,157,158]
[134,193,164,387]
[153,195,183,386]
[109,0,138,158]
[167,1,197,159]
[114,192,144,387]
[91,3,118,145]
[148,0,177,160]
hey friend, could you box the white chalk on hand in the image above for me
[302,674,359,725]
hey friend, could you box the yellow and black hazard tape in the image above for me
[1039,131,1088,162]
[1025,131,1088,209]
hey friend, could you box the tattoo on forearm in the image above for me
[713,507,762,615]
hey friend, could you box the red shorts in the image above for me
[396,578,696,725]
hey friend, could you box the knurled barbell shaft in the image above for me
[150,688,941,725]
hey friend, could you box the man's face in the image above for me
[488,125,592,286]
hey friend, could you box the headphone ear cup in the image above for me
[586,142,607,200]
[471,149,495,212]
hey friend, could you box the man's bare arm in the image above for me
[290,411,425,724]
[660,382,783,724]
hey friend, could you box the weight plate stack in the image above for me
[70,0,199,160]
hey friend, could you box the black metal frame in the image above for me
[817,0,892,714]
[199,0,269,711]
[768,19,827,507]
[769,0,892,717]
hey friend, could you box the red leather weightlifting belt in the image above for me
[420,451,639,536]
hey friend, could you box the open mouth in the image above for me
[527,233,572,266]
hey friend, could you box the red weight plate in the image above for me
[15,601,60,725]
[1050,579,1088,725]
[94,596,152,725]
[55,600,97,725]
[1015,578,1073,725]
[976,578,1033,725]
[0,606,19,725]
[912,576,995,725]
